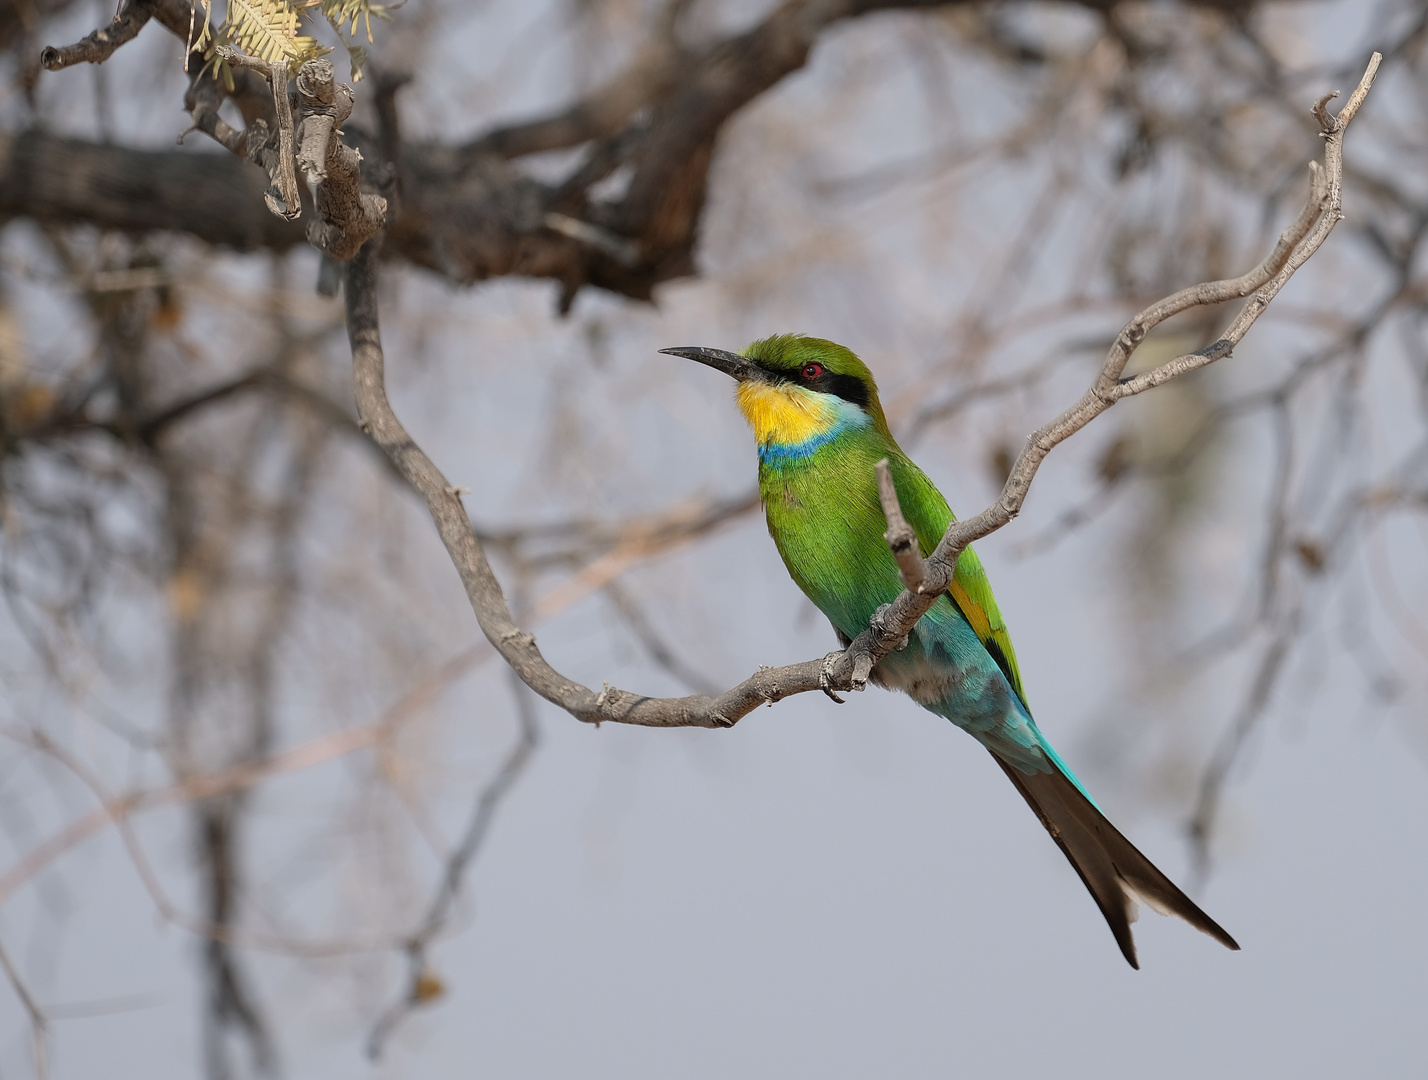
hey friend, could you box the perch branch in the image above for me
[342,54,1379,731]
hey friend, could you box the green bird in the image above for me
[662,333,1239,968]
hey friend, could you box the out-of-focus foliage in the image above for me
[194,0,385,82]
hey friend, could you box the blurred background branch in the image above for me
[1,1,1426,1078]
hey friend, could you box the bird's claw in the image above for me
[849,650,874,691]
[819,652,846,704]
[869,603,909,651]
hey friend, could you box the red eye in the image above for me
[802,363,824,379]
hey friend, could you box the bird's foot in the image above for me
[869,603,909,651]
[819,652,846,704]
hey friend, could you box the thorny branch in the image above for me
[345,55,1381,733]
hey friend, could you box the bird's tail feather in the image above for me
[990,754,1240,969]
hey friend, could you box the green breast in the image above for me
[760,433,916,640]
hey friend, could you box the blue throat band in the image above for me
[758,400,869,465]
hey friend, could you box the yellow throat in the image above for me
[735,380,838,447]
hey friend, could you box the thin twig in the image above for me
[0,933,48,1080]
[1187,625,1298,887]
[216,46,302,221]
[604,580,724,696]
[0,484,740,909]
[365,669,540,1058]
[875,458,927,593]
[0,652,477,909]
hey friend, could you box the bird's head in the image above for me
[661,334,891,450]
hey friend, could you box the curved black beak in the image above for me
[659,346,763,382]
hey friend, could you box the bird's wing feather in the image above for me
[947,549,1028,709]
[889,456,1029,708]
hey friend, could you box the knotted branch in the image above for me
[187,50,387,256]
[295,58,387,259]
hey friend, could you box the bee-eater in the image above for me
[662,333,1238,968]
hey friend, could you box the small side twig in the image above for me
[366,668,540,1059]
[180,61,246,154]
[875,458,926,593]
[215,46,301,221]
[0,934,48,1080]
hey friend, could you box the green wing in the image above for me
[889,455,1030,711]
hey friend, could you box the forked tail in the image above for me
[991,754,1240,969]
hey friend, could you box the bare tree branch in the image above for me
[0,481,757,909]
[1,5,1403,1069]
[39,0,156,71]
[17,0,1304,306]
[215,46,302,222]
[293,58,387,258]
[0,132,304,250]
[0,934,47,1080]
[341,53,1381,735]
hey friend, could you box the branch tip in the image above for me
[875,459,926,592]
[1312,90,1340,131]
[38,0,156,72]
